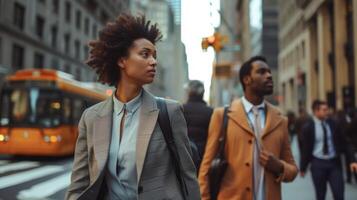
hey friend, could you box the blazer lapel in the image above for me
[93,97,113,175]
[228,99,255,136]
[136,90,159,182]
[261,102,283,139]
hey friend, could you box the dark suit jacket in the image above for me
[299,118,353,172]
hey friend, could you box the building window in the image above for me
[52,0,59,14]
[83,45,89,60]
[92,24,97,38]
[51,58,59,69]
[74,40,80,59]
[85,0,97,13]
[13,2,25,30]
[84,17,90,35]
[34,52,44,68]
[76,10,82,30]
[51,25,58,48]
[65,1,71,23]
[12,44,24,70]
[64,64,70,73]
[64,33,71,54]
[100,10,109,23]
[76,67,81,80]
[36,15,45,39]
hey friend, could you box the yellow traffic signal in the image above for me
[201,38,209,50]
[201,32,228,52]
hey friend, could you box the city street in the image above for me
[1,137,356,200]
[282,137,357,200]
[0,155,73,200]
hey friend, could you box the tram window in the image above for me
[0,94,10,125]
[11,89,28,122]
[36,91,61,127]
[62,98,72,123]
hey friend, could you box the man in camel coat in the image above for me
[199,56,298,200]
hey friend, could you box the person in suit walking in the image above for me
[65,14,200,200]
[300,100,352,200]
[198,56,298,200]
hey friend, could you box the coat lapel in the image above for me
[261,102,283,138]
[227,99,284,139]
[93,97,113,175]
[227,99,255,136]
[136,90,159,182]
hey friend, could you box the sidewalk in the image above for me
[282,137,357,200]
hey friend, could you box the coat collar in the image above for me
[227,98,284,139]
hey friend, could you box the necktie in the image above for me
[252,106,264,200]
[119,104,127,143]
[322,122,329,155]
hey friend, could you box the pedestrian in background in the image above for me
[335,109,355,184]
[199,56,298,200]
[295,107,311,156]
[183,80,213,170]
[66,14,200,200]
[286,110,296,142]
[300,100,354,200]
[348,108,357,182]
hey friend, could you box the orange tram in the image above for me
[0,69,110,156]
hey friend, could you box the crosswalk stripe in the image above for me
[0,160,9,165]
[0,161,39,174]
[16,172,71,200]
[0,165,64,189]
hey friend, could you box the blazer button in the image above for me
[245,162,250,166]
[246,187,251,191]
[138,186,143,193]
[248,139,253,144]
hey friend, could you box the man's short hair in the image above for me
[312,100,328,111]
[239,56,267,91]
[185,80,205,99]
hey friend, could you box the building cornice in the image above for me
[303,0,326,21]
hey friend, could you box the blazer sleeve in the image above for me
[65,109,90,200]
[299,121,312,173]
[276,118,298,182]
[169,102,201,200]
[198,108,224,200]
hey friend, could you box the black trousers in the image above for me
[310,157,344,200]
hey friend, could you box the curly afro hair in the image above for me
[86,14,162,86]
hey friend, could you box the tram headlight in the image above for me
[0,134,9,142]
[44,135,62,143]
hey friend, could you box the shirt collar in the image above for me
[113,90,143,115]
[241,96,265,114]
[313,116,325,124]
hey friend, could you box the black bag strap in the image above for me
[156,97,188,200]
[217,106,229,157]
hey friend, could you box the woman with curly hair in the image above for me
[66,14,200,200]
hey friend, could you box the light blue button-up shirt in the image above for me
[241,96,266,200]
[241,96,266,131]
[105,90,142,200]
[312,117,336,159]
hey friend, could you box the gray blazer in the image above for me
[65,89,201,200]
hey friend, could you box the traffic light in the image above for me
[201,32,228,52]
